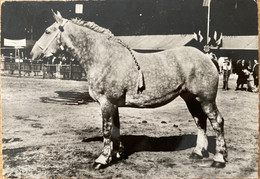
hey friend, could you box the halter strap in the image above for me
[58,19,69,32]
[35,19,68,53]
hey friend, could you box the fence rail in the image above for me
[32,64,42,72]
[1,61,85,80]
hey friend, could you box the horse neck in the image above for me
[62,22,122,70]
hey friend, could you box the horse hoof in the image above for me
[189,152,203,159]
[93,163,106,170]
[211,161,226,168]
[201,150,209,158]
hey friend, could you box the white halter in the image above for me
[35,19,68,54]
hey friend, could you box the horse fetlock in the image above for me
[95,139,113,165]
[95,153,112,166]
[190,147,205,159]
[112,150,123,160]
[213,152,227,163]
[96,139,124,165]
[216,140,228,158]
[111,144,124,160]
[220,149,228,162]
[193,145,209,156]
[211,152,227,168]
[116,144,125,158]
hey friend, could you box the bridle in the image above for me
[35,19,68,55]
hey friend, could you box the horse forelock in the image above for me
[71,18,114,37]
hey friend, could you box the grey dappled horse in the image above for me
[30,11,227,169]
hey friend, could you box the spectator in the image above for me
[236,59,250,90]
[222,58,231,90]
[252,59,258,87]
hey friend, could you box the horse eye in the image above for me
[45,30,50,34]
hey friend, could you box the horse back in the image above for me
[124,47,219,107]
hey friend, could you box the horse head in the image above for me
[30,10,68,61]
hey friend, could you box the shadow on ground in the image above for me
[83,135,216,157]
[40,91,94,104]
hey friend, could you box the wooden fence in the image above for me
[1,61,85,80]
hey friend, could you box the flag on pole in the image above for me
[208,37,211,44]
[193,32,198,41]
[198,30,204,42]
[203,0,211,7]
[213,31,217,41]
[216,33,223,46]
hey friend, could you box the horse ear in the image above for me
[51,9,63,25]
[57,11,63,18]
[51,9,57,17]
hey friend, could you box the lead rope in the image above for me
[110,37,145,93]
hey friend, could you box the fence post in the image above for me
[56,64,61,79]
[231,59,233,74]
[1,58,5,71]
[43,65,46,79]
[17,48,22,77]
[69,61,72,80]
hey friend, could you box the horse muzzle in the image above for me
[30,44,53,61]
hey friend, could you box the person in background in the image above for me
[246,70,254,92]
[252,59,258,88]
[222,58,231,90]
[236,59,249,90]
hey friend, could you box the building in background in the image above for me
[1,0,258,63]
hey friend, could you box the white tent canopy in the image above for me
[221,36,258,50]
[117,34,194,50]
[117,35,258,51]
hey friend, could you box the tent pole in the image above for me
[206,0,211,45]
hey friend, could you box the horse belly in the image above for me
[125,92,180,108]
[124,55,184,108]
[124,79,184,108]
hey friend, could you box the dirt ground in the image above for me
[1,74,258,178]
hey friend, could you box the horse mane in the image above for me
[69,18,137,66]
[71,18,114,37]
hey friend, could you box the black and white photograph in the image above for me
[1,0,258,178]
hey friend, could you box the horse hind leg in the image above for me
[180,92,209,159]
[200,101,227,168]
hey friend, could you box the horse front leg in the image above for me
[94,99,123,169]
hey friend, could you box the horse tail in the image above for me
[211,58,220,73]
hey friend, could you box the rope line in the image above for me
[110,37,141,71]
[110,37,145,93]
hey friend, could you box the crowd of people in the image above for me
[208,52,258,93]
[221,58,258,92]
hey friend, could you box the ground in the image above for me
[1,74,258,178]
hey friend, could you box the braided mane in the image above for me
[71,18,114,37]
